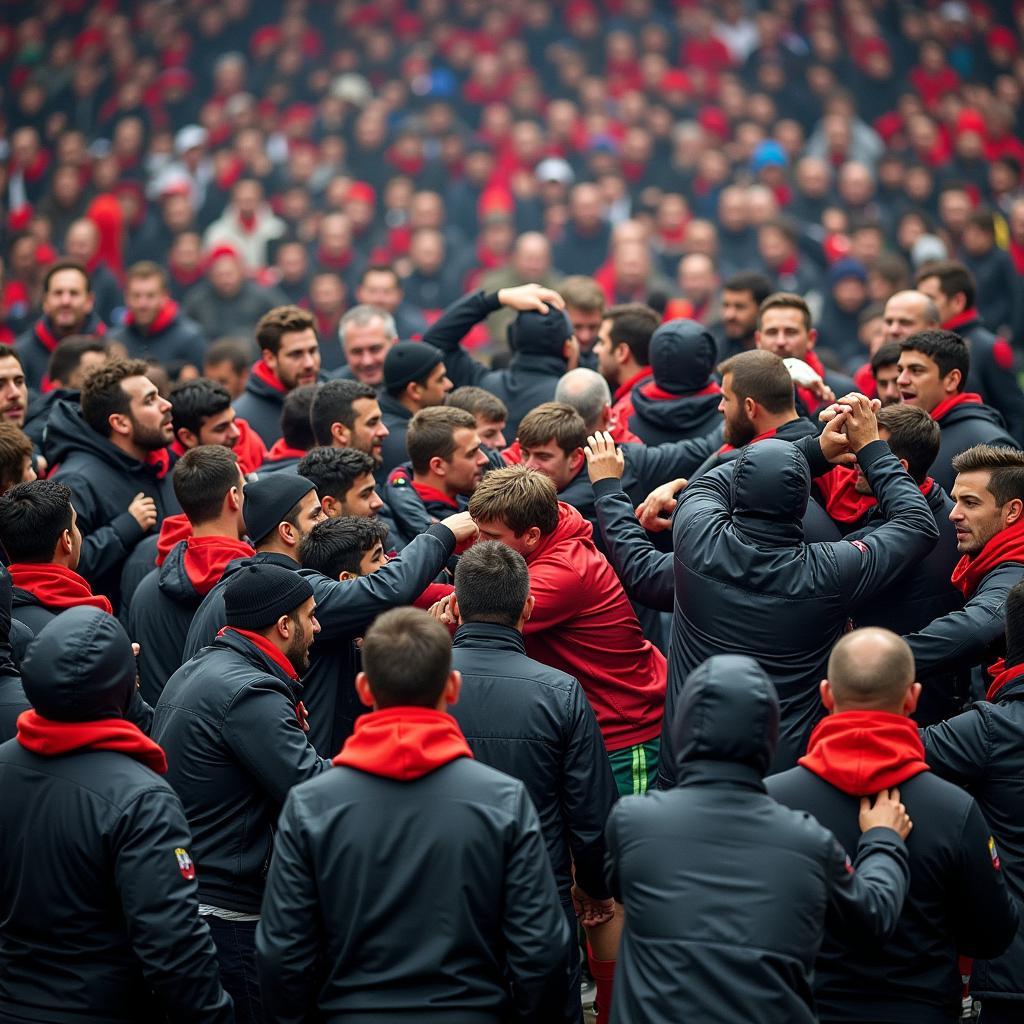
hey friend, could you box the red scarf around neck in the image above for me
[986,659,1024,701]
[219,625,298,680]
[267,438,307,461]
[951,518,1024,599]
[125,299,178,336]
[930,392,983,423]
[8,562,113,614]
[17,710,167,773]
[251,359,287,394]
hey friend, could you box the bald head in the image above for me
[884,290,940,343]
[555,367,612,431]
[826,628,916,711]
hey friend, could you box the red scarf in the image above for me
[233,419,266,474]
[251,359,287,394]
[266,438,307,461]
[156,517,253,596]
[718,427,778,455]
[411,481,459,510]
[930,392,983,423]
[219,625,297,680]
[613,365,653,405]
[638,380,721,402]
[146,448,171,480]
[124,298,178,336]
[334,706,472,778]
[16,710,167,774]
[9,563,113,614]
[815,465,877,525]
[799,711,929,796]
[986,659,1024,701]
[942,309,978,332]
[951,518,1024,599]
[795,351,829,413]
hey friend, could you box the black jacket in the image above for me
[0,608,232,1023]
[22,386,78,450]
[932,399,1016,494]
[0,566,27,743]
[662,437,939,783]
[606,655,911,1024]
[956,312,1024,444]
[768,731,1016,1022]
[153,627,329,913]
[384,466,465,548]
[377,391,414,474]
[232,370,287,446]
[553,221,612,277]
[424,290,567,438]
[255,712,571,1023]
[45,399,179,599]
[923,670,1024,1000]
[182,279,285,343]
[15,311,106,390]
[109,307,206,377]
[628,384,722,445]
[183,525,458,755]
[449,622,617,902]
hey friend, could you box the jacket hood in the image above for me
[528,501,593,561]
[799,711,929,796]
[673,654,779,778]
[649,318,718,393]
[333,706,473,779]
[508,307,572,357]
[42,398,150,473]
[630,380,722,433]
[730,438,808,547]
[245,361,288,401]
[20,606,136,721]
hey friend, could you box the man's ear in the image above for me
[441,668,461,707]
[321,494,341,518]
[522,593,536,623]
[175,427,198,450]
[807,327,818,350]
[569,447,585,473]
[338,570,357,582]
[820,678,836,713]
[429,454,447,478]
[903,681,922,716]
[227,485,242,512]
[523,525,543,551]
[943,369,963,395]
[273,612,292,641]
[614,342,630,366]
[898,457,910,475]
[278,520,299,547]
[59,529,73,557]
[743,396,758,421]
[262,348,277,373]
[330,421,351,447]
[1005,497,1024,527]
[108,412,132,438]
[355,671,376,708]
[450,592,460,621]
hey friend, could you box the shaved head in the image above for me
[826,628,916,710]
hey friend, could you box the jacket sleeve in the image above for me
[592,478,673,611]
[305,523,456,640]
[520,554,587,633]
[833,440,939,605]
[604,800,626,903]
[222,680,328,805]
[126,688,154,735]
[502,784,573,1022]
[826,825,910,941]
[921,707,992,785]
[905,563,1024,674]
[255,789,322,1024]
[113,787,234,1023]
[624,430,722,490]
[949,797,1019,959]
[560,681,617,901]
[421,290,499,389]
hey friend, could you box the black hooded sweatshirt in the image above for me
[606,655,911,1024]
[930,395,1016,494]
[0,607,232,1023]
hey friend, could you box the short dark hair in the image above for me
[80,358,152,437]
[170,378,232,437]
[172,445,241,525]
[759,291,812,331]
[310,379,377,446]
[255,305,316,356]
[204,337,254,373]
[951,445,1024,505]
[125,261,168,289]
[407,406,476,475]
[280,384,318,451]
[871,340,902,374]
[359,263,400,287]
[722,271,773,306]
[517,402,587,456]
[361,607,452,708]
[298,516,388,578]
[603,303,660,366]
[876,405,941,484]
[967,208,997,236]
[899,329,970,387]
[0,480,73,563]
[717,349,795,414]
[446,386,507,424]
[42,260,90,295]
[454,541,530,629]
[297,446,375,500]
[0,424,33,496]
[914,260,976,310]
[47,335,107,387]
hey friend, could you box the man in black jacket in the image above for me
[923,581,1024,1021]
[46,358,177,602]
[607,653,913,1024]
[154,563,330,1024]
[423,282,577,438]
[0,607,232,1023]
[897,329,1016,493]
[260,384,317,474]
[662,393,939,779]
[256,606,571,1023]
[768,628,1017,1022]
[234,306,323,446]
[447,541,618,1024]
[128,446,253,704]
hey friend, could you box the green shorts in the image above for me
[607,738,660,797]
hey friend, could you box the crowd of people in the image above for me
[3,1,1024,1023]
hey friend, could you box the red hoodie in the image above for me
[520,503,666,750]
[17,710,167,774]
[155,514,254,597]
[333,706,472,778]
[799,711,929,796]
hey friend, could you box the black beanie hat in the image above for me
[224,563,314,630]
[384,341,443,395]
[508,307,573,357]
[244,474,317,547]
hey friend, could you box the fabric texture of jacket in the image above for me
[931,395,1016,494]
[15,311,106,390]
[384,463,464,548]
[152,627,329,913]
[377,391,414,474]
[232,361,289,446]
[0,608,232,1023]
[109,302,206,375]
[923,667,1024,1001]
[628,379,722,445]
[255,705,571,1023]
[662,436,939,783]
[182,279,286,343]
[768,711,1017,1023]
[45,398,179,600]
[607,655,912,1024]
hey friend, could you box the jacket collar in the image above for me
[508,351,567,377]
[378,391,413,421]
[453,621,526,653]
[677,758,767,791]
[213,625,301,688]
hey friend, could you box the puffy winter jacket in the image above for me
[108,301,206,376]
[931,395,1016,494]
[662,436,938,782]
[232,361,289,446]
[15,311,106,390]
[607,655,911,1024]
[377,391,414,474]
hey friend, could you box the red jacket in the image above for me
[521,503,666,750]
